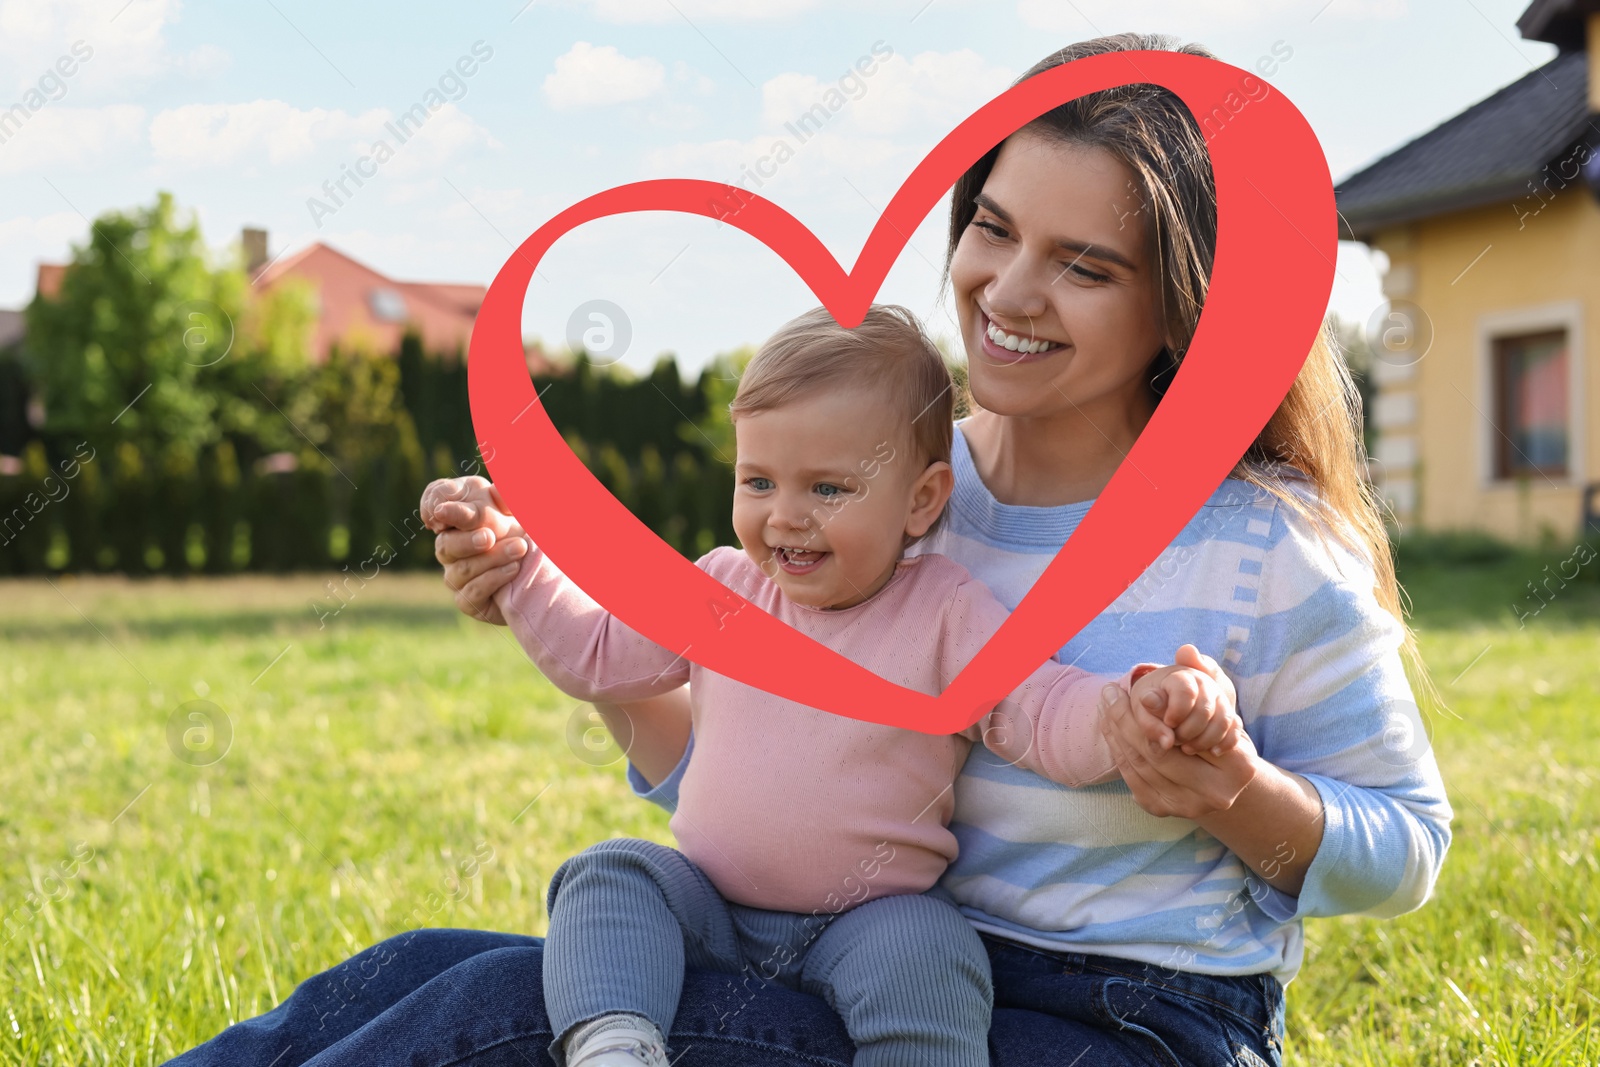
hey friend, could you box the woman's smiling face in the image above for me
[950,128,1169,426]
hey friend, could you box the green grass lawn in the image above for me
[2,553,1596,1065]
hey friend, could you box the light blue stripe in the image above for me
[948,823,1232,888]
[932,422,1450,983]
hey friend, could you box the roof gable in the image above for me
[252,242,484,359]
[1334,50,1592,240]
[1518,0,1600,49]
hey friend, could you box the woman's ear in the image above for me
[905,460,954,538]
[1149,338,1184,397]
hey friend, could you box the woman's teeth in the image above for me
[985,319,1062,354]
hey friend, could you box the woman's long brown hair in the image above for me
[941,32,1430,696]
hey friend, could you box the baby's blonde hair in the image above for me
[730,303,955,540]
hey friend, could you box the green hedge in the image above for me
[0,437,735,576]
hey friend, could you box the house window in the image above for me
[368,287,409,323]
[1492,329,1569,478]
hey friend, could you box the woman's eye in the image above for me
[973,219,1008,240]
[1061,262,1112,283]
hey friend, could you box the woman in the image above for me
[168,32,1450,1067]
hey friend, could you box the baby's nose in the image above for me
[768,498,814,531]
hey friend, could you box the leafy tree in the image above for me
[1329,314,1377,453]
[23,191,316,464]
[0,347,30,457]
[684,344,755,468]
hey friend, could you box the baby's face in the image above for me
[731,389,933,609]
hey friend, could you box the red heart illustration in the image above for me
[469,49,1335,734]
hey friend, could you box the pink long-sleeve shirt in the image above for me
[496,541,1122,914]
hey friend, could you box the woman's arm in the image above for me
[1101,501,1452,918]
[1198,758,1324,896]
[1097,694,1323,895]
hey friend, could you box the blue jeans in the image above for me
[543,838,990,1067]
[164,928,1285,1066]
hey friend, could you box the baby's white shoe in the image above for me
[565,1012,671,1067]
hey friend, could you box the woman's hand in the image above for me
[1098,678,1326,896]
[1127,645,1243,757]
[1098,682,1259,820]
[421,476,527,626]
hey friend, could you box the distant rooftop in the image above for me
[1518,0,1600,50]
[1334,49,1592,241]
[251,240,488,361]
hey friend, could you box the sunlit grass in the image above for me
[1,554,1595,1065]
[1288,555,1599,1066]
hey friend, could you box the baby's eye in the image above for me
[744,476,773,491]
[814,483,849,498]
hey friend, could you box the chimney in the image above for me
[242,227,269,277]
[36,263,66,301]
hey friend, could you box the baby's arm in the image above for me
[962,666,1123,787]
[939,578,1122,787]
[941,580,1243,787]
[492,536,695,703]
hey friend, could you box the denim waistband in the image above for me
[978,932,1281,1033]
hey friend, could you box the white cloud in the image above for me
[149,101,385,166]
[0,210,81,247]
[1016,0,1404,32]
[0,211,84,305]
[148,99,499,215]
[437,184,527,222]
[672,60,717,96]
[0,105,146,175]
[380,104,503,175]
[526,0,951,20]
[643,48,1012,186]
[179,42,231,78]
[643,136,758,178]
[762,48,1014,136]
[559,0,821,22]
[544,42,667,109]
[0,0,228,97]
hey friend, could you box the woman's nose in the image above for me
[986,250,1051,323]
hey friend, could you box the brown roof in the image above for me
[252,242,486,361]
[30,240,559,373]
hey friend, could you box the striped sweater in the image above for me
[630,420,1452,983]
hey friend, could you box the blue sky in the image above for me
[0,0,1556,374]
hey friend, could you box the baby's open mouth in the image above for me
[775,546,828,574]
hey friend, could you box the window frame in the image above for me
[1476,301,1586,488]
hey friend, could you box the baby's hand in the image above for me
[1127,644,1242,757]
[421,476,519,540]
[423,476,528,627]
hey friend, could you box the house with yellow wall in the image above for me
[1336,0,1600,542]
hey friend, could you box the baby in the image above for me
[459,304,1241,1067]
